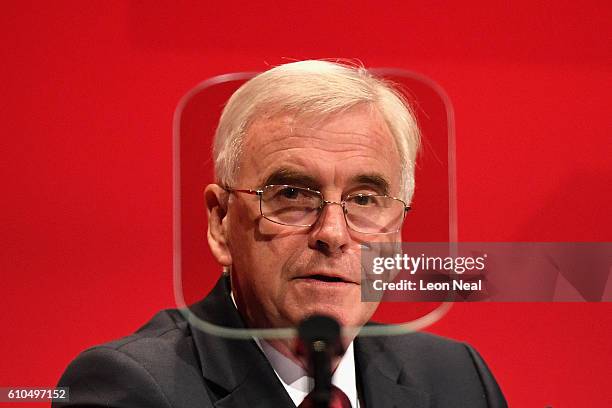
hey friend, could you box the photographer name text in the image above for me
[371,279,482,291]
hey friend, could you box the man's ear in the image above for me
[204,184,232,266]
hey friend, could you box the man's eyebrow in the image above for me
[350,174,391,195]
[262,168,321,190]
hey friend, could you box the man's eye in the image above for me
[279,187,301,199]
[353,195,374,206]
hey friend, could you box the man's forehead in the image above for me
[237,106,402,191]
[244,107,395,150]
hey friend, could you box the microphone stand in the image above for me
[297,315,343,408]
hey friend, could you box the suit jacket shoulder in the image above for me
[356,332,507,407]
[54,308,215,407]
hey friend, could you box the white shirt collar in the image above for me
[256,338,359,408]
[231,290,359,407]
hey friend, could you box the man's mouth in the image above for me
[293,272,357,285]
[307,274,346,283]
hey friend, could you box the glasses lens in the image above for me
[261,185,321,226]
[345,195,405,233]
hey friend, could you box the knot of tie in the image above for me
[298,385,351,408]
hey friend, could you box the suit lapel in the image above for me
[188,276,296,408]
[187,277,430,408]
[356,337,430,408]
[213,370,296,408]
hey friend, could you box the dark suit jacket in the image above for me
[55,276,507,407]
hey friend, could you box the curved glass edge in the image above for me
[172,68,457,339]
[176,301,453,339]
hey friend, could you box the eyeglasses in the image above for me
[224,184,410,234]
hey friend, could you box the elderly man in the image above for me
[55,61,506,407]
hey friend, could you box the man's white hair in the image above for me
[213,60,420,203]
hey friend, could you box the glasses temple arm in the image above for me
[223,187,262,195]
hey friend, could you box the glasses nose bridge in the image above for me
[319,199,348,214]
[315,199,350,236]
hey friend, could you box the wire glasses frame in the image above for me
[224,184,411,235]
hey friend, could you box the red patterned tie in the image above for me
[298,385,352,408]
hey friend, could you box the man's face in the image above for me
[220,105,403,329]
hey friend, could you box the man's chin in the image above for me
[285,303,374,330]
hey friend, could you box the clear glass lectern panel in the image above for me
[173,68,455,340]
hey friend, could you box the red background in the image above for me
[1,2,610,406]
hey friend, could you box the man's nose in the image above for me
[308,202,351,255]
